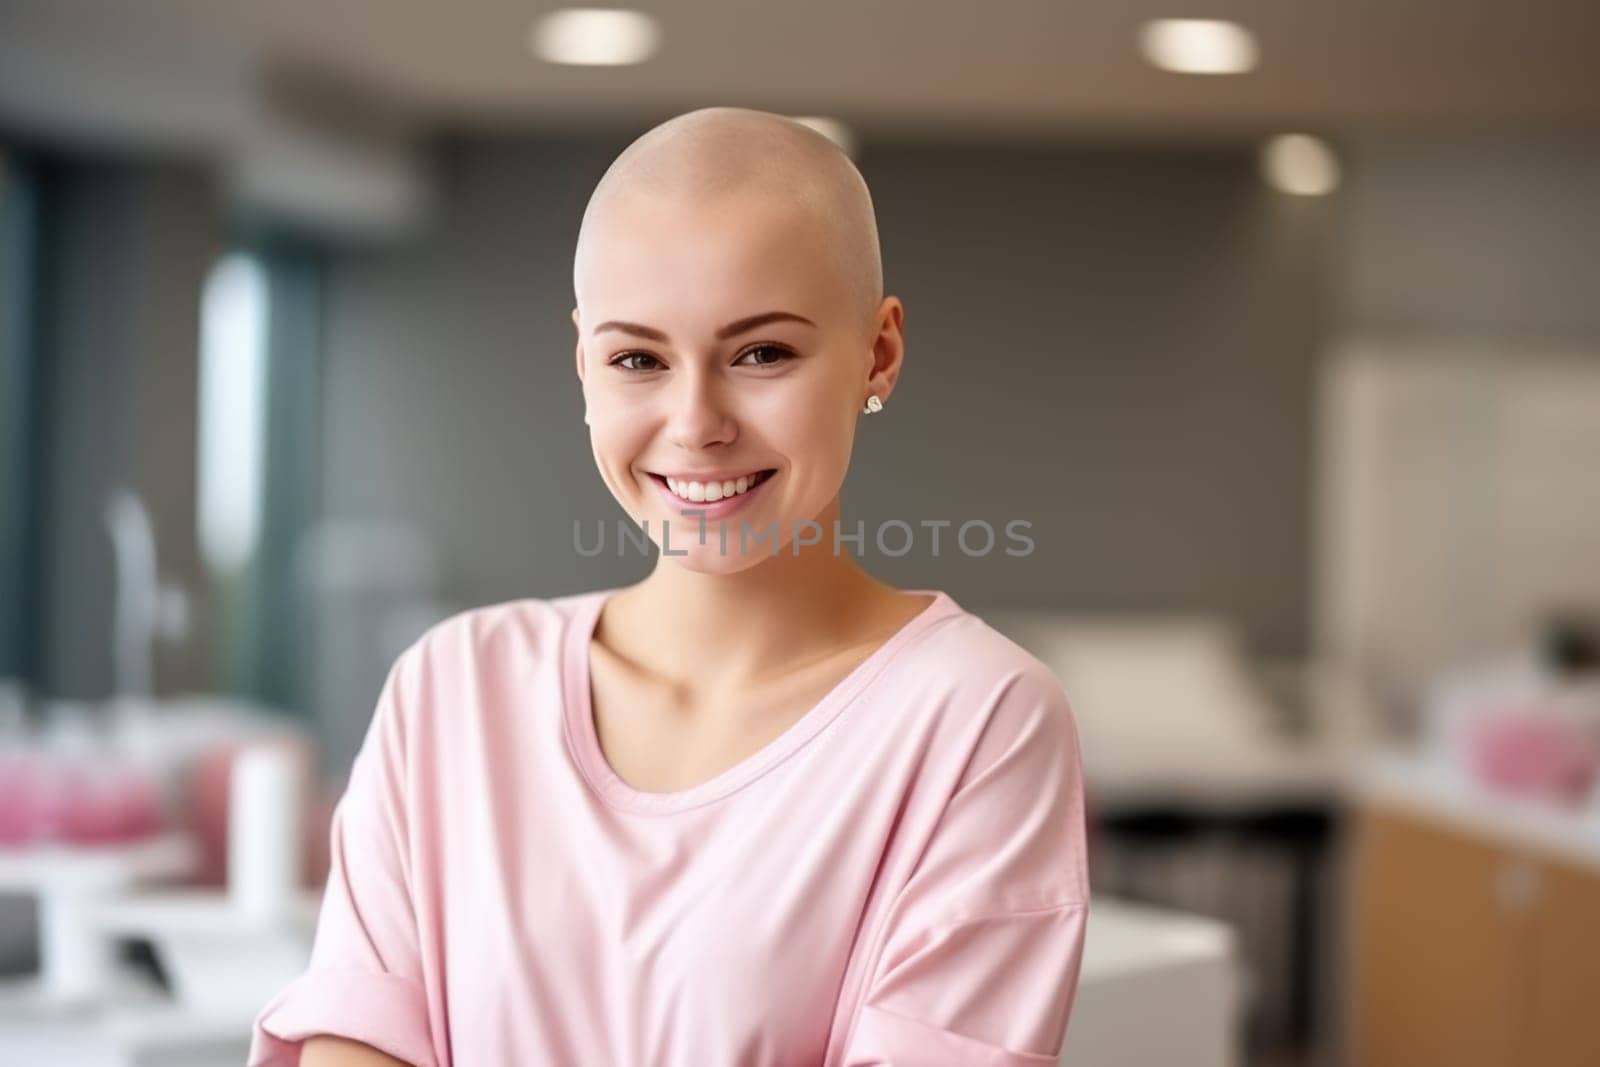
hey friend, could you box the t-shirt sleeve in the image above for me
[840,664,1092,1066]
[248,644,440,1067]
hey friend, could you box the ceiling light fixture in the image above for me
[530,8,661,66]
[1260,134,1340,196]
[1139,19,1258,75]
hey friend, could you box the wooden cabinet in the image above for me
[1523,856,1600,1065]
[1351,805,1600,1067]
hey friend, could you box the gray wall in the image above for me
[32,156,222,700]
[321,133,1330,658]
[1339,135,1600,346]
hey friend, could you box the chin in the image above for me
[636,497,772,559]
[651,530,774,573]
[665,551,769,576]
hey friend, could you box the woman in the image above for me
[250,107,1089,1067]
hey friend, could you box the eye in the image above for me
[610,351,664,372]
[735,344,794,368]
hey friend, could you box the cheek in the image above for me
[586,375,647,420]
[756,380,856,485]
[589,420,652,487]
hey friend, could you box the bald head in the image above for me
[574,107,883,332]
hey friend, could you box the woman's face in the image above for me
[574,192,879,573]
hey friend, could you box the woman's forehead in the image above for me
[587,189,828,261]
[578,197,849,323]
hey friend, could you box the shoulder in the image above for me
[402,591,597,667]
[888,601,1083,771]
[885,604,1091,907]
[374,590,605,724]
[903,605,1077,722]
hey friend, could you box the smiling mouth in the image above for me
[647,469,776,504]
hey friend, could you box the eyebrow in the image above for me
[591,311,817,343]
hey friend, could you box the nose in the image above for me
[664,365,736,451]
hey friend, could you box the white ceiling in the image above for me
[2,0,1597,153]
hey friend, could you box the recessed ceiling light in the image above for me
[530,8,661,66]
[790,116,857,158]
[1260,134,1340,196]
[1139,19,1257,75]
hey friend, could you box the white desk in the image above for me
[0,835,195,1003]
[1068,899,1241,1067]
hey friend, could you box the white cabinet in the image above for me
[1066,900,1241,1067]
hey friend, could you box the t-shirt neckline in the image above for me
[561,586,962,815]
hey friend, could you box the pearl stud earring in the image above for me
[862,395,883,414]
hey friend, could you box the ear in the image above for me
[864,296,906,402]
[572,306,586,385]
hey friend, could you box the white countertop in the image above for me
[0,835,195,893]
[1079,898,1235,983]
[1354,750,1600,874]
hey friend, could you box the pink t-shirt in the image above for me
[249,587,1090,1066]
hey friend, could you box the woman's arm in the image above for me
[302,1035,414,1067]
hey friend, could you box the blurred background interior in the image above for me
[1,2,1598,1065]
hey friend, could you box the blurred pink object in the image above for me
[0,749,166,845]
[0,750,44,844]
[1464,708,1600,805]
[58,762,168,844]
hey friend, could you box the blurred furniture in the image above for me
[1069,898,1242,1067]
[94,888,319,1015]
[981,614,1382,812]
[1318,341,1600,731]
[0,703,323,1065]
[0,855,319,1067]
[0,966,255,1067]
[1350,753,1600,1067]
[0,836,249,1067]
[0,835,194,1002]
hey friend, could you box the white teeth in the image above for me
[664,472,767,503]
